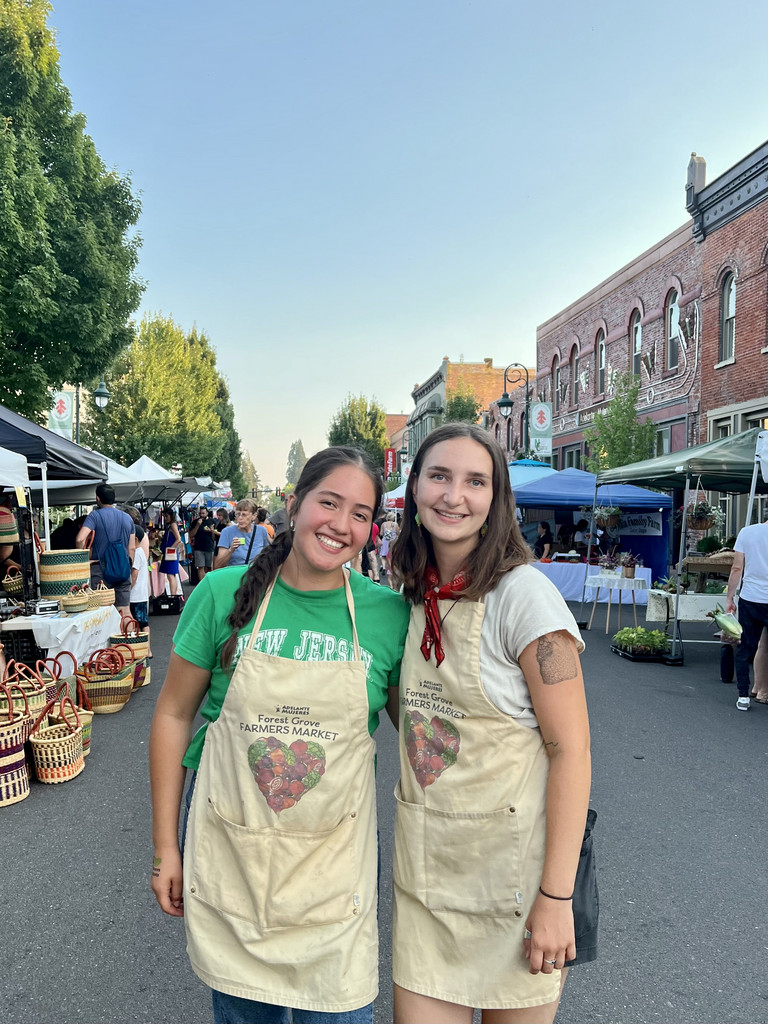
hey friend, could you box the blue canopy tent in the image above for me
[512,468,673,583]
[508,459,556,488]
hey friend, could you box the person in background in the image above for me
[214,499,270,570]
[214,508,230,538]
[534,521,554,560]
[158,508,184,599]
[49,514,87,550]
[379,511,400,582]
[189,507,218,583]
[130,534,152,658]
[726,515,768,711]
[257,507,275,540]
[76,484,136,619]
[268,506,289,538]
[572,519,590,556]
[123,507,150,559]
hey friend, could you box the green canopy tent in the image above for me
[596,428,768,663]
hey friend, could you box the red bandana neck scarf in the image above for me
[421,565,468,666]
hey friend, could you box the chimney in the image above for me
[686,153,706,211]
[484,357,493,367]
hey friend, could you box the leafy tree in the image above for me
[82,314,225,474]
[240,449,261,502]
[444,382,482,424]
[583,371,656,472]
[285,440,307,486]
[0,0,142,418]
[327,395,388,467]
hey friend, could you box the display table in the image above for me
[646,590,725,624]
[532,562,652,604]
[1,605,122,664]
[585,573,649,633]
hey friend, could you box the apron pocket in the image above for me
[192,797,358,932]
[394,783,522,916]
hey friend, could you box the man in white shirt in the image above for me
[726,517,768,711]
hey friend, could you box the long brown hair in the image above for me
[220,446,384,668]
[390,423,531,604]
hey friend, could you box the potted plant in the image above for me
[588,505,623,529]
[598,552,620,574]
[619,551,641,578]
[611,626,671,662]
[677,500,725,532]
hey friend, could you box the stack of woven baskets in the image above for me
[78,647,134,714]
[109,617,150,690]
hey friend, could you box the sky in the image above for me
[49,0,767,487]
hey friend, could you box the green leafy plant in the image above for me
[612,627,671,655]
[676,500,726,531]
[696,536,723,554]
[704,580,728,595]
[652,575,690,593]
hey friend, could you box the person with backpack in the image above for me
[76,484,136,619]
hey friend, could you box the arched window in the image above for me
[570,347,579,405]
[720,273,736,362]
[595,330,605,395]
[495,422,500,443]
[506,417,513,452]
[631,312,642,377]
[666,291,679,370]
[553,356,561,412]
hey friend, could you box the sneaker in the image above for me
[736,697,751,711]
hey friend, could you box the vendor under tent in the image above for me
[596,427,768,663]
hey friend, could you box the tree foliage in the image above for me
[285,439,307,486]
[240,449,260,502]
[327,395,388,467]
[583,371,656,472]
[82,314,225,475]
[444,382,482,424]
[0,0,143,418]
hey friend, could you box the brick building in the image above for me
[406,357,517,458]
[530,143,767,509]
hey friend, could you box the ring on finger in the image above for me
[544,958,557,965]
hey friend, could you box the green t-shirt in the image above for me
[174,567,410,770]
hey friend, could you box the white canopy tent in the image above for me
[0,446,31,489]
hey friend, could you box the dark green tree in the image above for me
[285,440,307,486]
[0,0,143,418]
[444,382,482,424]
[583,370,656,472]
[327,395,388,467]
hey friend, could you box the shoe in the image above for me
[736,697,751,711]
[755,696,768,705]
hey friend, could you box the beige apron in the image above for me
[393,598,561,1010]
[184,572,378,1012]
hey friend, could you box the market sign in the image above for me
[384,447,396,479]
[48,390,74,439]
[618,512,663,536]
[529,402,552,456]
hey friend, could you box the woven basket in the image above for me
[61,585,90,614]
[50,679,93,758]
[1,661,47,723]
[0,683,31,806]
[53,651,79,703]
[39,549,91,597]
[29,696,84,784]
[109,617,149,663]
[687,514,715,531]
[79,648,133,714]
[0,509,20,545]
[82,585,101,610]
[35,658,63,704]
[2,568,24,597]
[94,581,115,607]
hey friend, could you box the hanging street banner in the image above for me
[384,448,396,479]
[529,402,553,456]
[48,390,74,439]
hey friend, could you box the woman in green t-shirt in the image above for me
[149,446,409,1024]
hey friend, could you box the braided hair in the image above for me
[219,446,384,668]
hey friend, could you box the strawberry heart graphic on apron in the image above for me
[248,736,327,814]
[404,709,461,789]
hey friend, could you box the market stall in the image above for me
[1,604,122,664]
[532,562,652,603]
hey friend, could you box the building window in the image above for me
[720,273,735,362]
[631,312,642,378]
[666,291,679,370]
[655,426,671,456]
[595,331,605,395]
[570,348,579,406]
[495,423,500,443]
[563,446,581,469]
[506,418,513,452]
[714,418,731,439]
[553,357,561,412]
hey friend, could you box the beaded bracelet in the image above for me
[539,885,573,901]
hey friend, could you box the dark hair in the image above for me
[220,446,384,668]
[576,519,588,531]
[162,507,177,523]
[256,508,267,523]
[96,483,116,505]
[538,521,553,536]
[390,423,531,605]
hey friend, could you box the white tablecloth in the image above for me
[532,563,652,604]
[1,605,123,663]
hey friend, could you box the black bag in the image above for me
[564,807,599,966]
[151,594,183,615]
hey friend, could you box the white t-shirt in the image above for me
[130,546,150,603]
[480,564,585,728]
[735,523,768,604]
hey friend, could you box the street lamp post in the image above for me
[74,378,111,444]
[496,363,531,454]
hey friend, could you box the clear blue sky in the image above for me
[49,0,767,486]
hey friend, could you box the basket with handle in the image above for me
[109,617,149,663]
[1,661,47,723]
[0,682,31,806]
[60,585,90,614]
[79,648,133,714]
[29,694,84,784]
[94,581,115,607]
[82,585,101,610]
[53,651,79,703]
[50,678,93,758]
[111,642,147,690]
[2,567,24,597]
[36,658,64,704]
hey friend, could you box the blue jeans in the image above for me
[211,990,373,1024]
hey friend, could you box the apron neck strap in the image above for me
[247,569,362,661]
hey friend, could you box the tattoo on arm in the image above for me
[152,856,161,878]
[535,633,578,685]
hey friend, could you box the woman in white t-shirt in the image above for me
[389,423,592,1024]
[130,543,152,658]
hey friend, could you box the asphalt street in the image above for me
[1,591,766,1024]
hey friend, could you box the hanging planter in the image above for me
[590,505,622,529]
[677,498,724,534]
